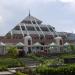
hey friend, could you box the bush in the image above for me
[16,71,28,75]
[27,53,45,63]
[70,45,75,52]
[7,46,18,57]
[0,66,8,71]
[35,64,75,75]
[0,58,24,68]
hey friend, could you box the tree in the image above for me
[70,45,75,53]
[7,46,18,57]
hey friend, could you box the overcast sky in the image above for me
[0,0,75,36]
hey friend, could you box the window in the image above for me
[36,27,40,31]
[26,26,35,31]
[6,36,11,39]
[18,36,23,39]
[28,47,31,53]
[27,21,31,24]
[40,42,44,50]
[49,27,54,32]
[32,21,36,24]
[21,20,31,24]
[40,27,49,31]
[14,26,20,30]
[28,40,31,45]
[40,42,44,45]
[21,26,25,30]
[6,33,11,39]
[21,20,25,23]
[13,34,23,39]
[37,21,41,24]
[34,36,39,39]
[60,40,63,45]
[40,35,44,40]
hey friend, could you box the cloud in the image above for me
[0,0,57,23]
[58,0,75,12]
[0,0,75,35]
[0,16,2,22]
[0,16,3,24]
[36,0,57,3]
[59,0,74,3]
[59,0,75,6]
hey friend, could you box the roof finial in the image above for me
[29,10,31,17]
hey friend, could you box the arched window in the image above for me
[60,40,63,45]
[40,35,44,40]
[28,39,31,45]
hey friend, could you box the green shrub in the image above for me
[16,71,28,75]
[27,53,45,63]
[70,45,75,52]
[0,58,24,68]
[7,46,18,57]
[35,64,75,75]
[0,66,8,71]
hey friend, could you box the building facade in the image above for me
[0,13,57,46]
[0,13,75,54]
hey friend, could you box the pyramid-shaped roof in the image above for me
[5,13,56,41]
[21,14,42,24]
[27,15,41,21]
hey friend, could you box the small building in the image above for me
[32,42,43,53]
[63,42,71,53]
[48,42,59,53]
[16,42,24,50]
[0,42,6,55]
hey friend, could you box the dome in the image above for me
[24,35,32,39]
[55,36,62,40]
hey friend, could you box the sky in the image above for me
[0,0,75,36]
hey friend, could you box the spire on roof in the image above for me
[29,10,31,17]
[21,11,42,24]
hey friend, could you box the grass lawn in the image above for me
[0,53,75,71]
